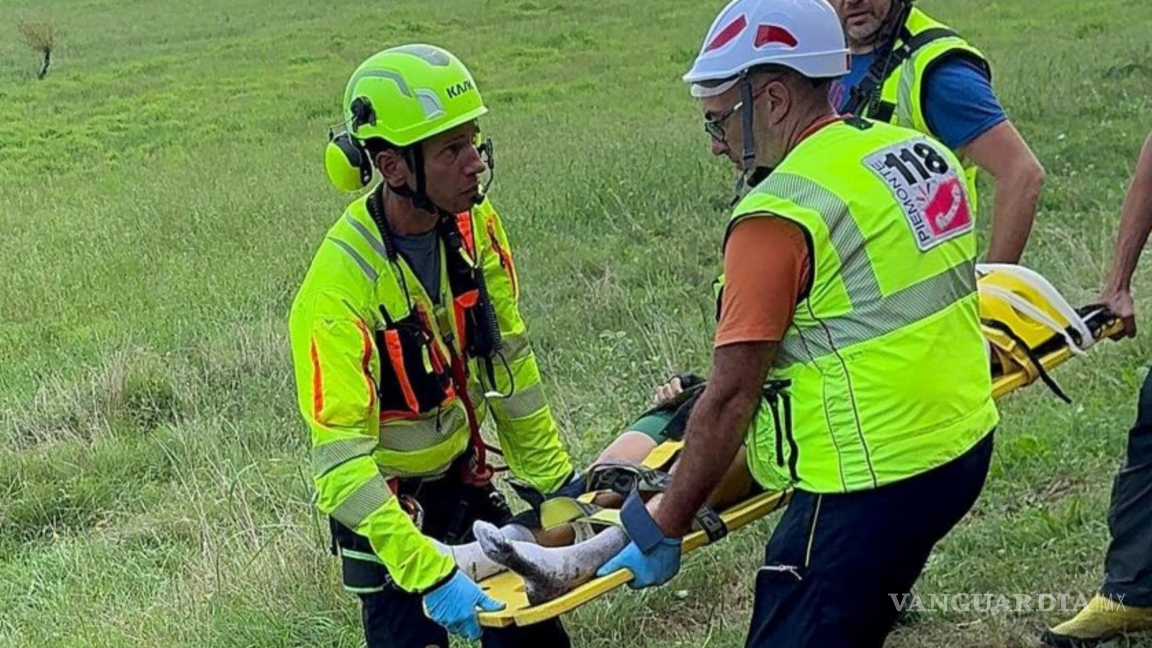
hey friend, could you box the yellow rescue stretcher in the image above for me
[478,264,1127,628]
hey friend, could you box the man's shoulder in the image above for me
[777,118,938,167]
[724,211,808,254]
[291,234,377,325]
[470,195,519,255]
[908,11,990,80]
[728,213,805,236]
[918,54,999,118]
[923,51,991,84]
[905,8,989,69]
[469,196,508,239]
[906,7,963,41]
[920,54,1005,149]
[287,284,375,352]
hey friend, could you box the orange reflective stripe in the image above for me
[354,321,377,415]
[384,329,420,413]
[310,337,324,420]
[486,220,517,297]
[456,289,479,309]
[380,408,421,423]
[452,289,480,355]
[453,301,467,356]
[456,211,476,258]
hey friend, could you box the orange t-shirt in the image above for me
[714,216,812,348]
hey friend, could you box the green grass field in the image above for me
[3,0,1152,645]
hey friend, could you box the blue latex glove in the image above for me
[422,570,505,640]
[595,536,683,589]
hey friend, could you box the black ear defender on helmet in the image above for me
[324,97,378,192]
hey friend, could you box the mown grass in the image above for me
[2,0,1152,645]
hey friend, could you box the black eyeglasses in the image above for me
[702,81,774,142]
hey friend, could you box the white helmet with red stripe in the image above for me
[684,0,849,97]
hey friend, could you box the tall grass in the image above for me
[2,0,1152,645]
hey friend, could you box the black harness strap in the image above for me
[366,183,398,260]
[585,463,729,544]
[984,320,1073,404]
[842,26,960,121]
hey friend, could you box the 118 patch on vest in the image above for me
[864,139,973,251]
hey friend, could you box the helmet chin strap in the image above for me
[729,76,774,206]
[739,77,757,174]
[389,137,497,214]
[388,145,450,216]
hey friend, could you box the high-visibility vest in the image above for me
[289,188,571,592]
[719,117,999,494]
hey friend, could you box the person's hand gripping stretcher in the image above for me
[431,372,760,604]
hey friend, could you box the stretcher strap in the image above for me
[540,497,620,529]
[586,461,670,496]
[983,320,1072,403]
[581,463,728,544]
[981,284,1088,356]
[641,440,684,471]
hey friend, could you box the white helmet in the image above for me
[684,0,849,98]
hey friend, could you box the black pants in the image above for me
[331,467,571,648]
[745,432,995,648]
[1099,368,1152,607]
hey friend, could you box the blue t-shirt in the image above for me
[829,51,1007,151]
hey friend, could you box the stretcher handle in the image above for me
[1078,305,1125,341]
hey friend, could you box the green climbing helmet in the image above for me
[326,44,489,192]
[344,44,488,147]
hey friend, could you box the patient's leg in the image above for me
[595,430,659,465]
[434,424,716,581]
[428,524,535,581]
[475,521,629,605]
[477,447,756,602]
[420,427,662,574]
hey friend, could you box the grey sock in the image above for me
[429,524,532,581]
[474,521,628,605]
[499,523,536,544]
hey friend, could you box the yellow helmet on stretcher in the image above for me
[977,264,1097,401]
[978,264,1094,351]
